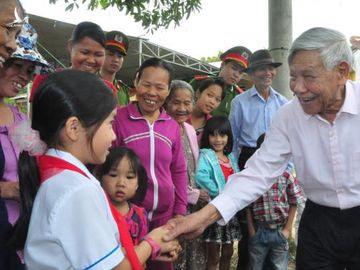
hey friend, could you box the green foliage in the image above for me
[200,50,223,63]
[49,0,202,32]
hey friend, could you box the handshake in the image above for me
[147,203,220,261]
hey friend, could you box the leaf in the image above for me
[65,3,74,11]
[49,0,202,31]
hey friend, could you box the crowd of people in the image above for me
[1,0,360,270]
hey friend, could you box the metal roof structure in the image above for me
[28,14,220,86]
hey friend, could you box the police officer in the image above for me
[100,30,131,106]
[190,46,252,116]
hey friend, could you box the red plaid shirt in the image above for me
[250,171,304,226]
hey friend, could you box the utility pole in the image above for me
[269,0,293,99]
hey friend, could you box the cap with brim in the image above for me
[244,49,282,72]
[11,23,54,75]
[106,31,129,56]
[220,46,252,69]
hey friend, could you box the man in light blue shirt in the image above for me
[229,49,288,165]
[228,49,288,270]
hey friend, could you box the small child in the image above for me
[11,70,179,270]
[246,134,304,270]
[96,147,149,245]
[195,115,241,270]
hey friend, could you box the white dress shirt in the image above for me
[212,80,360,224]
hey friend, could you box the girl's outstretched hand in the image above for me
[147,226,181,261]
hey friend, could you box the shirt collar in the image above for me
[298,80,359,121]
[249,86,278,99]
[46,148,93,179]
[126,102,171,121]
[339,80,359,115]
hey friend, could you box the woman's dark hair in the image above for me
[136,57,174,87]
[9,69,117,249]
[197,77,226,101]
[200,115,233,155]
[69,21,106,48]
[95,147,148,204]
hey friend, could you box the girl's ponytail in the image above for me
[8,152,40,250]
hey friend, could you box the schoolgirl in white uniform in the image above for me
[10,70,179,270]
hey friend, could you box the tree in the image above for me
[49,0,202,32]
[200,50,222,63]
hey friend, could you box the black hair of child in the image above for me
[10,69,117,250]
[96,147,148,204]
[200,115,233,155]
[136,57,174,88]
[197,77,226,101]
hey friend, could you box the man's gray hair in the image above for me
[289,27,353,70]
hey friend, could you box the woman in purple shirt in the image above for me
[113,58,187,270]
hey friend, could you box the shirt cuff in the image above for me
[85,244,124,270]
[187,187,200,205]
[210,193,239,226]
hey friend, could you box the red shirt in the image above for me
[219,158,234,182]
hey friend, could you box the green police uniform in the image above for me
[114,78,131,106]
[190,46,252,117]
[101,30,130,106]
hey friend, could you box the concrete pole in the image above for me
[268,0,293,99]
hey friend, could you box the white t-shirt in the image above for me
[24,149,124,270]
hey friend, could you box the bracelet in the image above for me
[142,235,161,259]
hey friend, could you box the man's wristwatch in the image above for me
[142,235,161,259]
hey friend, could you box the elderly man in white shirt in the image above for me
[165,27,360,270]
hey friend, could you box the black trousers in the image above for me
[296,200,360,270]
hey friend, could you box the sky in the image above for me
[21,0,360,60]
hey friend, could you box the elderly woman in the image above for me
[0,22,52,268]
[165,80,210,270]
[113,58,187,270]
[0,0,25,68]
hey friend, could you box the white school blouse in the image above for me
[24,149,124,270]
[212,80,360,224]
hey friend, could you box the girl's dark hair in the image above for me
[95,147,148,204]
[200,115,233,155]
[136,57,174,87]
[197,77,226,101]
[69,21,106,48]
[9,69,117,249]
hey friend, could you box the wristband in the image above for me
[142,235,161,259]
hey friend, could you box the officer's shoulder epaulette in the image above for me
[194,74,211,81]
[234,84,244,94]
[115,79,131,90]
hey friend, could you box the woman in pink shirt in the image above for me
[113,58,187,270]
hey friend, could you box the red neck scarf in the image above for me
[37,155,143,270]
